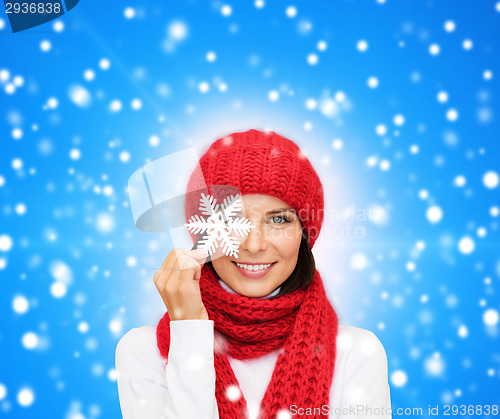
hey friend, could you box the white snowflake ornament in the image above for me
[185,193,254,258]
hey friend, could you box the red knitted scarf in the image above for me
[156,263,338,419]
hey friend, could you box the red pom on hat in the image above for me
[185,129,324,248]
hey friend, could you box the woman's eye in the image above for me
[270,215,291,224]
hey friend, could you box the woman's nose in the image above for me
[239,223,267,253]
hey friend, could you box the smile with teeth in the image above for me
[234,262,274,271]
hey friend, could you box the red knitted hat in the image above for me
[185,129,325,248]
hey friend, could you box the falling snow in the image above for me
[1,2,499,417]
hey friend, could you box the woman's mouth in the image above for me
[232,261,277,278]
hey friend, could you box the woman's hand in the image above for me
[154,248,210,321]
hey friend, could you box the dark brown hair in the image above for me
[273,232,316,297]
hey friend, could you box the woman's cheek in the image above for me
[269,228,301,259]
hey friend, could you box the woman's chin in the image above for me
[231,282,272,298]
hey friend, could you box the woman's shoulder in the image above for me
[331,326,391,411]
[337,324,383,341]
[117,325,157,347]
[335,324,388,367]
[115,325,160,367]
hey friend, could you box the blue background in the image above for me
[1,0,499,417]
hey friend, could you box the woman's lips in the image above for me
[232,261,277,278]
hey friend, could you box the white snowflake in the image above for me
[185,193,254,258]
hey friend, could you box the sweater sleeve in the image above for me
[115,320,219,419]
[337,329,392,419]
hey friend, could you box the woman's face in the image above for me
[211,194,303,298]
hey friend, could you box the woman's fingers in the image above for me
[154,249,175,286]
[155,249,198,286]
[190,248,208,279]
[170,248,207,280]
[153,247,210,320]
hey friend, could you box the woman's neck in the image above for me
[218,279,281,299]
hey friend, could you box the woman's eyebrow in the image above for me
[265,208,297,216]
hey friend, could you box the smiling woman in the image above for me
[115,129,391,419]
[211,194,304,298]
